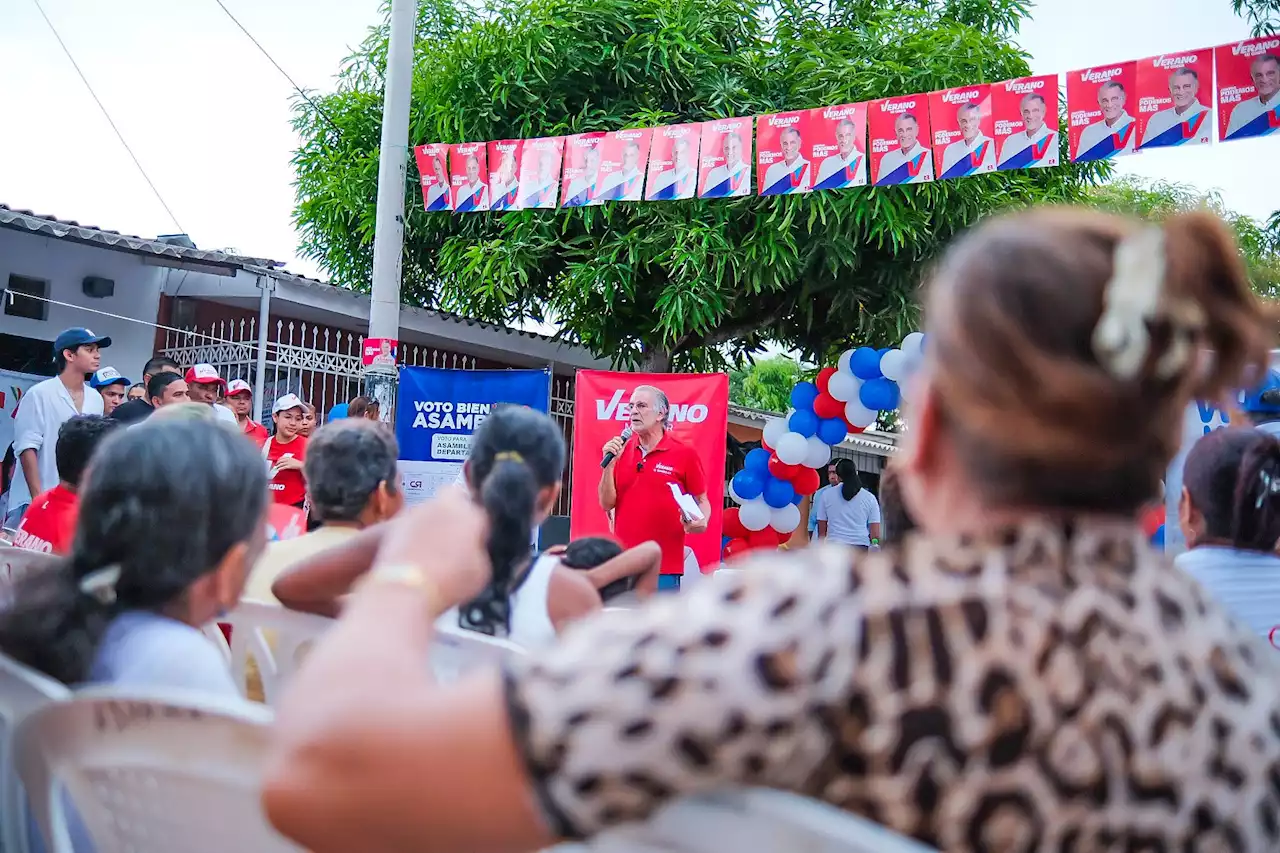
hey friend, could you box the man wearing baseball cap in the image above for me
[4,327,109,527]
[184,363,239,427]
[89,367,131,416]
[226,379,268,446]
[265,393,309,510]
[1241,369,1280,438]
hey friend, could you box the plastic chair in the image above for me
[0,547,59,611]
[0,654,69,853]
[211,602,334,705]
[431,622,525,683]
[16,687,302,853]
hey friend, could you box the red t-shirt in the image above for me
[612,432,706,575]
[243,419,269,448]
[14,485,78,555]
[265,434,308,506]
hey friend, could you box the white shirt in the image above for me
[1076,112,1136,159]
[595,166,644,201]
[490,177,520,209]
[425,182,451,210]
[519,175,559,208]
[212,403,238,426]
[1175,546,1280,641]
[89,610,240,696]
[454,181,489,210]
[1141,101,1210,147]
[1225,91,1280,139]
[761,156,810,194]
[700,160,751,197]
[813,150,865,188]
[997,124,1058,168]
[436,553,558,648]
[940,133,996,176]
[563,174,601,207]
[816,486,881,547]
[9,377,103,505]
[875,143,933,184]
[647,165,696,199]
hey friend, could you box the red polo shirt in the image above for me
[14,485,78,555]
[612,432,706,575]
[242,419,268,448]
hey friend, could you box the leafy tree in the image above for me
[293,0,1108,371]
[1232,0,1280,35]
[729,355,806,412]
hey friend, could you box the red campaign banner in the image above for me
[267,503,306,542]
[869,94,934,186]
[414,144,452,212]
[569,371,729,573]
[698,118,753,199]
[449,142,490,212]
[645,123,701,201]
[929,84,996,180]
[517,136,564,209]
[595,129,653,202]
[807,103,867,192]
[1136,50,1213,150]
[560,132,606,209]
[756,110,812,196]
[992,75,1060,171]
[1067,62,1138,162]
[1215,36,1280,142]
[487,139,525,211]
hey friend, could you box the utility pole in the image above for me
[364,0,417,423]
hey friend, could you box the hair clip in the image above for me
[494,451,524,464]
[79,565,121,606]
[1092,227,1166,381]
[1259,470,1280,508]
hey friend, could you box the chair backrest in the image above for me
[215,602,334,705]
[16,687,303,853]
[431,623,525,683]
[0,546,59,611]
[0,655,69,853]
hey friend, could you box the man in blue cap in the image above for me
[1240,369,1280,438]
[89,366,131,417]
[5,327,110,526]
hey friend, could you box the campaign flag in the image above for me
[487,139,525,211]
[1137,51,1214,150]
[698,118,753,199]
[267,504,307,542]
[993,75,1061,171]
[806,103,867,192]
[645,123,701,201]
[560,132,607,209]
[594,129,653,203]
[569,372,729,573]
[1068,62,1139,162]
[517,136,565,209]
[929,85,997,180]
[1215,36,1280,142]
[413,143,453,212]
[396,367,551,508]
[756,110,812,196]
[449,142,490,212]
[869,94,934,186]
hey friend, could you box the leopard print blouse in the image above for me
[502,518,1280,850]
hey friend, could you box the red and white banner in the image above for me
[806,103,867,191]
[928,84,996,180]
[1136,50,1213,150]
[992,75,1060,171]
[596,129,653,202]
[756,110,812,196]
[869,94,934,186]
[1215,36,1280,142]
[449,142,490,212]
[569,371,729,573]
[1067,62,1139,162]
[413,143,452,212]
[561,132,607,208]
[645,123,701,201]
[517,136,565,209]
[698,118,753,199]
[487,139,525,211]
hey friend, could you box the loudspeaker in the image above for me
[82,276,115,298]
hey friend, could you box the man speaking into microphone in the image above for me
[598,385,710,592]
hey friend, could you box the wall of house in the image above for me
[0,229,165,379]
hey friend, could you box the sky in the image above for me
[0,0,1272,289]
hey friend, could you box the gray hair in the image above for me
[633,384,671,427]
[303,420,400,523]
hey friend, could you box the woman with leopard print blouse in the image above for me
[263,208,1280,853]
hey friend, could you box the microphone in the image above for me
[601,427,633,469]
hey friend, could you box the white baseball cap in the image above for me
[272,393,306,415]
[226,379,253,397]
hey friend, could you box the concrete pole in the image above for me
[253,275,272,423]
[364,0,417,424]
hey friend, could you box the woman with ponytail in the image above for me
[814,458,882,548]
[1177,427,1280,638]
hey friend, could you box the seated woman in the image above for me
[263,209,1280,852]
[1176,427,1280,638]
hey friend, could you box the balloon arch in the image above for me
[722,332,924,556]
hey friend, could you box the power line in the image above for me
[31,0,187,234]
[210,0,344,135]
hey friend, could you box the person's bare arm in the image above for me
[869,522,882,543]
[817,520,828,538]
[270,523,387,617]
[18,450,40,500]
[585,540,662,600]
[546,568,603,633]
[598,463,618,512]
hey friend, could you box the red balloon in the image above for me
[812,392,844,420]
[748,528,782,549]
[724,538,751,559]
[815,367,838,395]
[722,507,749,540]
[768,454,801,481]
[791,466,820,496]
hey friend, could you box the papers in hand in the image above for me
[668,483,704,522]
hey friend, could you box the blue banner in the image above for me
[395,367,551,505]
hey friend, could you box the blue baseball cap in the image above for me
[1240,369,1280,415]
[52,327,112,360]
[327,403,349,421]
[90,367,131,388]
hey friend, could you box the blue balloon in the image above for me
[1151,524,1165,549]
[745,447,771,472]
[790,491,804,506]
[790,381,819,411]
[849,346,883,380]
[732,469,765,500]
[763,476,796,509]
[817,417,848,446]
[789,409,819,438]
[859,377,901,411]
[877,347,891,357]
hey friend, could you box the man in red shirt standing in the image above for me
[265,394,309,511]
[226,379,268,446]
[13,414,120,555]
[599,385,710,592]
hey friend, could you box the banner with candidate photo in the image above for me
[645,123,701,201]
[806,103,868,191]
[1068,62,1139,162]
[929,85,996,180]
[756,110,812,196]
[1137,51,1214,150]
[992,75,1060,171]
[413,143,452,212]
[560,132,606,209]
[1215,36,1280,142]
[869,94,934,186]
[595,129,652,202]
[516,136,564,209]
[449,142,490,212]
[487,139,524,211]
[698,118,753,199]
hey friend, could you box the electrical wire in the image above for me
[31,0,188,235]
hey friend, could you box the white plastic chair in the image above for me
[0,654,69,853]
[431,622,525,683]
[0,546,59,611]
[207,602,335,705]
[16,687,302,853]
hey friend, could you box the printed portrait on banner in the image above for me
[645,124,701,201]
[1068,62,1139,162]
[929,84,997,180]
[595,129,653,202]
[869,95,934,186]
[516,136,565,209]
[413,143,452,212]
[806,103,867,191]
[756,110,812,196]
[993,75,1061,171]
[1136,50,1213,150]
[1216,35,1280,142]
[486,139,525,211]
[698,118,754,199]
[560,132,607,209]
[448,142,490,212]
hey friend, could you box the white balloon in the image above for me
[827,371,861,403]
[728,479,746,505]
[739,499,772,532]
[770,502,801,534]
[879,348,907,382]
[901,331,925,358]
[762,417,788,449]
[845,399,877,429]
[837,349,855,374]
[775,431,809,466]
[803,435,832,468]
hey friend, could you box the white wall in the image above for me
[0,228,165,379]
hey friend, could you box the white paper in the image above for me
[668,483,704,521]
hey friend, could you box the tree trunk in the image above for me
[640,345,673,373]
